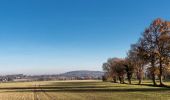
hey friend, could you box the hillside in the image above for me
[60,70,104,78]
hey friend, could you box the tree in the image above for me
[155,20,170,86]
[102,18,170,86]
[140,18,170,86]
[127,43,145,84]
[102,58,126,83]
[135,18,170,86]
[102,58,120,83]
[102,62,112,81]
[123,58,134,84]
[113,59,126,84]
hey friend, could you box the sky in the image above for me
[0,0,170,75]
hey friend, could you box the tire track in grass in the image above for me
[22,92,33,100]
[38,84,56,100]
[33,84,40,100]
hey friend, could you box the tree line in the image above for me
[102,18,170,86]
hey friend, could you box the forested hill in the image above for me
[60,70,104,78]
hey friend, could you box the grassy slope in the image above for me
[0,80,169,100]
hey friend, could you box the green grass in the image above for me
[0,80,170,100]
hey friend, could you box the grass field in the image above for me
[0,80,170,100]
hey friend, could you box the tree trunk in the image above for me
[159,59,164,86]
[128,79,131,84]
[122,76,125,84]
[137,69,143,85]
[137,72,142,84]
[151,61,157,86]
[118,76,121,83]
[127,74,132,84]
[113,76,117,83]
[138,79,142,85]
[152,74,157,86]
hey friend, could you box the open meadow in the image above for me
[0,80,169,100]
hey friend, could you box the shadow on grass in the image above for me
[1,81,170,93]
[134,83,170,88]
[2,86,170,93]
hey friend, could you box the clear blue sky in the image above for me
[0,0,170,75]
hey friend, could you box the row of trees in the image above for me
[102,18,170,86]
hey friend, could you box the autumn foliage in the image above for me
[102,18,170,86]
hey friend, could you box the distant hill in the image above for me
[59,70,104,78]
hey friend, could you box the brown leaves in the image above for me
[152,18,163,26]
